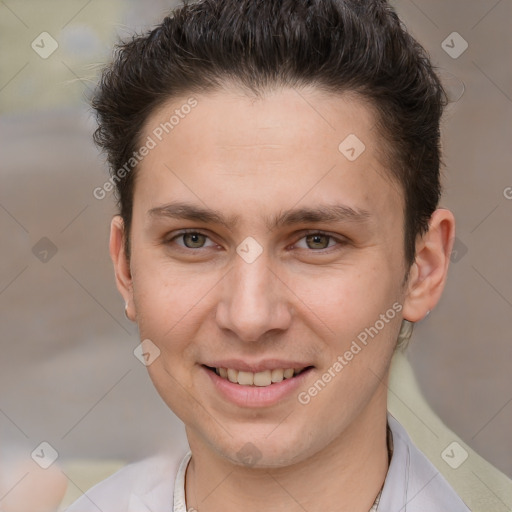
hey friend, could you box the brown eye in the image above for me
[166,230,218,252]
[305,233,332,250]
[182,232,208,248]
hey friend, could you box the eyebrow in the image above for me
[147,201,372,231]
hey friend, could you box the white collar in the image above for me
[173,450,192,512]
[172,444,382,511]
[65,413,469,511]
[170,413,469,511]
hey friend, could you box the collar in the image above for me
[130,413,467,512]
[173,417,394,512]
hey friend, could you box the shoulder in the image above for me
[64,449,189,512]
[382,414,471,511]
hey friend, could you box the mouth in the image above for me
[201,362,315,407]
[203,365,313,387]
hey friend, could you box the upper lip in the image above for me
[203,359,313,373]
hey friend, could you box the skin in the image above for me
[110,85,455,512]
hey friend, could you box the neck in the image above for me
[184,384,389,512]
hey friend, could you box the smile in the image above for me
[205,366,310,387]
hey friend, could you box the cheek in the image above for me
[129,254,224,393]
[131,261,204,413]
[296,262,398,338]
[130,252,214,334]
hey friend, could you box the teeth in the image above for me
[253,370,272,387]
[227,368,238,383]
[214,367,305,387]
[237,371,254,386]
[271,369,284,383]
[283,368,294,379]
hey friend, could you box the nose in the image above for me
[215,252,293,343]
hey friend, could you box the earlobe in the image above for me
[109,215,135,321]
[402,209,455,323]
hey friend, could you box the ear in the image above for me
[402,208,455,322]
[109,215,135,321]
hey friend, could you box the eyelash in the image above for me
[165,229,347,253]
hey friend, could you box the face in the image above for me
[114,86,414,467]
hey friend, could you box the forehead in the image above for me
[133,86,402,228]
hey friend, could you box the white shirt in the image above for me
[65,413,471,511]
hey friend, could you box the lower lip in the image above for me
[202,366,313,408]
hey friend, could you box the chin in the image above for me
[210,425,318,469]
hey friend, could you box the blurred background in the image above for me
[1,0,511,509]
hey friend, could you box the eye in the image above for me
[294,232,343,251]
[169,230,217,249]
